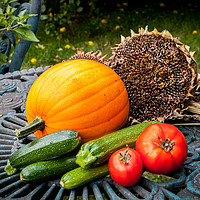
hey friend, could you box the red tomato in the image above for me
[108,147,143,186]
[135,123,188,174]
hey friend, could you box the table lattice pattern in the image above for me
[0,68,200,200]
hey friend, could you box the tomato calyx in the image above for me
[157,136,175,152]
[119,145,131,164]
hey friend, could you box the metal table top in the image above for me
[0,68,200,199]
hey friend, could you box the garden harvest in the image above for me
[5,27,191,190]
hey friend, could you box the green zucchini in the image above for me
[5,130,81,175]
[60,163,109,189]
[76,121,159,168]
[20,155,79,182]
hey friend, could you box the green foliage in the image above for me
[0,0,39,65]
[0,0,38,40]
[22,0,200,71]
[13,27,39,42]
[0,53,8,63]
[41,0,83,37]
[40,0,123,38]
[142,171,175,183]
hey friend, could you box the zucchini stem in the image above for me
[76,149,97,168]
[15,116,45,140]
[5,160,17,175]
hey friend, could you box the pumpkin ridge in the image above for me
[45,86,128,128]
[27,64,66,117]
[37,64,108,118]
[31,60,101,117]
[67,58,107,66]
[45,75,125,121]
[73,101,129,140]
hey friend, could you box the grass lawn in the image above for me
[21,0,200,70]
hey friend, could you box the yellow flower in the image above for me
[122,2,128,6]
[49,12,53,18]
[173,10,178,14]
[115,25,120,30]
[159,3,165,7]
[60,27,66,33]
[37,44,45,50]
[135,11,139,14]
[88,2,93,6]
[192,30,198,34]
[65,44,71,49]
[31,58,37,63]
[101,19,107,23]
[88,41,94,46]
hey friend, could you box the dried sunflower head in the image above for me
[68,49,109,65]
[109,26,198,124]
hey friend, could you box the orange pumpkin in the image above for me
[21,58,129,143]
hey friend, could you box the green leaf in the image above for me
[10,7,17,14]
[69,0,74,4]
[3,0,9,4]
[77,7,83,13]
[0,19,8,26]
[13,27,39,42]
[6,5,11,14]
[20,24,32,28]
[22,13,37,21]
[7,0,18,4]
[41,4,46,13]
[18,9,27,17]
[0,53,8,63]
[8,18,15,25]
[76,0,81,6]
[0,8,3,14]
[40,15,49,20]
[10,15,19,21]
[27,14,38,17]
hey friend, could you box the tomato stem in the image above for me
[119,145,131,164]
[158,136,175,152]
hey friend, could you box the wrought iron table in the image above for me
[0,68,200,199]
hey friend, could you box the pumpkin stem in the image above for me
[15,116,45,140]
[158,136,175,152]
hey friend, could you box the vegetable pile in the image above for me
[4,27,191,191]
[5,130,81,176]
[5,121,188,189]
